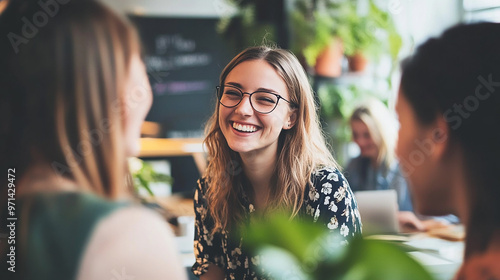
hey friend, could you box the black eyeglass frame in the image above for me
[216,84,297,114]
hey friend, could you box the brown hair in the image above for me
[0,0,141,198]
[203,46,338,232]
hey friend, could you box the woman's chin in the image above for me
[228,144,251,154]
[125,141,141,158]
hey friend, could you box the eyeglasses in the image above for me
[216,84,296,114]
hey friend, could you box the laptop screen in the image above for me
[354,190,400,235]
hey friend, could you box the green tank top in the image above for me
[4,192,128,280]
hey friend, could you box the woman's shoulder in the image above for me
[18,191,128,229]
[305,167,361,237]
[86,206,174,243]
[16,192,187,280]
[311,166,348,188]
[19,191,125,208]
[455,251,500,280]
[308,166,351,199]
[78,206,187,279]
[198,176,210,188]
[196,177,210,198]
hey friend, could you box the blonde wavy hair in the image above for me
[350,98,398,172]
[203,46,338,232]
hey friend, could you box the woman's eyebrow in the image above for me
[256,87,278,93]
[226,82,243,88]
[225,82,279,94]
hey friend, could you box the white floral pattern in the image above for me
[340,224,349,237]
[321,182,333,195]
[192,167,362,279]
[309,187,320,201]
[324,196,330,205]
[333,185,346,202]
[328,172,339,181]
[327,216,339,229]
[328,201,338,212]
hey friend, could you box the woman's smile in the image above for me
[231,121,261,133]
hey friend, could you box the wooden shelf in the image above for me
[139,137,207,174]
[139,137,204,157]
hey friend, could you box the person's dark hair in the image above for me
[400,22,500,258]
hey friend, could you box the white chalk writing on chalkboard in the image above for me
[153,80,210,96]
[145,54,211,72]
[155,34,196,55]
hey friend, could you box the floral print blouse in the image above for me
[192,167,362,279]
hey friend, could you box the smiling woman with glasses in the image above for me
[192,46,362,280]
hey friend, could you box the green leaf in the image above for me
[340,239,434,280]
[129,158,172,197]
[240,214,435,280]
[241,213,326,264]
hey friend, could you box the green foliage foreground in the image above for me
[240,214,434,280]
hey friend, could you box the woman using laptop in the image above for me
[192,46,362,279]
[396,22,500,279]
[346,100,412,205]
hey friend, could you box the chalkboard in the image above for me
[129,16,235,138]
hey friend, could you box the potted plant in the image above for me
[342,0,402,72]
[291,0,349,77]
[290,0,402,75]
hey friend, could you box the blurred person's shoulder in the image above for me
[18,191,186,279]
[455,250,500,280]
[18,191,129,232]
[11,192,131,280]
[77,201,187,280]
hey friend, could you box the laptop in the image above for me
[354,190,400,235]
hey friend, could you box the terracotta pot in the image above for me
[347,52,368,72]
[315,38,343,78]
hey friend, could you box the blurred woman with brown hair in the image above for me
[0,1,186,279]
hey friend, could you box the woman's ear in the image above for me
[430,115,450,160]
[283,109,298,130]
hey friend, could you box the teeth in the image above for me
[233,122,257,132]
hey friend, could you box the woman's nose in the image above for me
[355,138,368,149]
[234,95,253,116]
